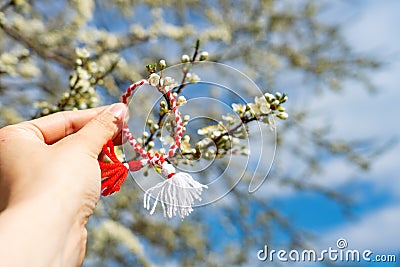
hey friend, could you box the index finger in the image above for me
[20,106,110,145]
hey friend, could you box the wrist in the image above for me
[0,195,77,266]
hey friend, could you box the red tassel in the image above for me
[98,140,127,196]
[98,140,145,196]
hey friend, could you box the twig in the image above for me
[185,114,270,159]
[94,58,120,83]
[175,39,200,95]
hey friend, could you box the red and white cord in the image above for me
[98,76,207,219]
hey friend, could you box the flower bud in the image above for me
[197,129,207,135]
[277,112,288,120]
[213,130,221,137]
[159,59,166,69]
[264,93,275,102]
[241,149,250,156]
[79,102,88,109]
[199,51,208,61]
[181,54,190,63]
[277,106,285,112]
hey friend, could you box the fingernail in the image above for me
[108,103,127,120]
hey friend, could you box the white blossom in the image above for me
[0,53,18,65]
[232,103,246,114]
[73,0,94,20]
[130,24,146,38]
[264,93,275,101]
[186,73,200,83]
[222,114,234,122]
[251,96,271,114]
[247,103,260,116]
[163,76,173,86]
[197,129,207,135]
[177,95,187,106]
[149,73,160,86]
[75,47,90,59]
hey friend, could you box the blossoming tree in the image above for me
[0,0,379,266]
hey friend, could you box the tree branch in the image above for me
[0,22,74,68]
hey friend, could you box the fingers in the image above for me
[3,103,128,157]
[65,103,128,157]
[21,106,109,145]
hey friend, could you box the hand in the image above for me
[0,103,127,267]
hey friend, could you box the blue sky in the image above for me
[252,1,400,265]
[311,0,400,249]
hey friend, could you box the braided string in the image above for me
[99,76,184,195]
[121,80,183,167]
[121,79,148,104]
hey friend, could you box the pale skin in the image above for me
[0,103,128,267]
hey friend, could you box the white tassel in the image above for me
[144,163,208,220]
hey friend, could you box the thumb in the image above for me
[68,103,128,157]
